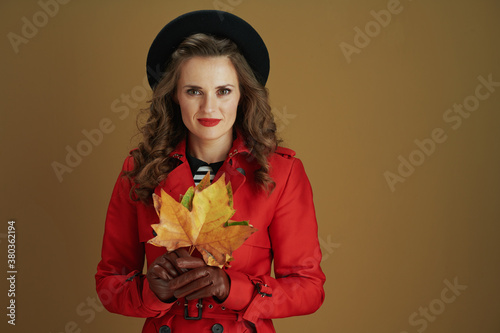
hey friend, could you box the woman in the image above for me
[96,10,325,333]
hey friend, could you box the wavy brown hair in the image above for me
[125,33,279,204]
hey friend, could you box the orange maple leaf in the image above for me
[148,173,256,267]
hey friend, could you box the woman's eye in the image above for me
[218,88,231,95]
[187,89,201,95]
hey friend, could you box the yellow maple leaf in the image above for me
[148,173,256,267]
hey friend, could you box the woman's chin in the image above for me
[188,128,233,144]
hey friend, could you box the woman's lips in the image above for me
[198,118,221,127]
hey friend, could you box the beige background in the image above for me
[1,0,500,332]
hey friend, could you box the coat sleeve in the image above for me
[221,158,326,323]
[95,157,174,318]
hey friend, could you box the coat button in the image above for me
[211,323,224,333]
[159,325,171,333]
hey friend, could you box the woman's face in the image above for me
[176,56,240,147]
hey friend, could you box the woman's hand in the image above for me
[146,248,205,302]
[170,257,230,303]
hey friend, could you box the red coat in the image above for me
[96,135,325,332]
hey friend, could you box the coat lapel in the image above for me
[216,162,246,194]
[155,132,252,197]
[154,139,194,200]
[157,161,193,200]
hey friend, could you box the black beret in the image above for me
[146,10,270,89]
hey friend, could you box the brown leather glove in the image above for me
[146,248,205,302]
[169,257,231,303]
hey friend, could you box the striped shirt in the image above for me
[186,151,224,186]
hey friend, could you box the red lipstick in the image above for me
[198,118,221,127]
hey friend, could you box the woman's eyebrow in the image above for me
[216,84,236,89]
[182,84,236,89]
[182,84,203,89]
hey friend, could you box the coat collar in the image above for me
[168,131,250,159]
[159,132,250,197]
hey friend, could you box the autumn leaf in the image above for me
[148,173,256,267]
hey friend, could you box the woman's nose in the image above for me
[202,94,217,113]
